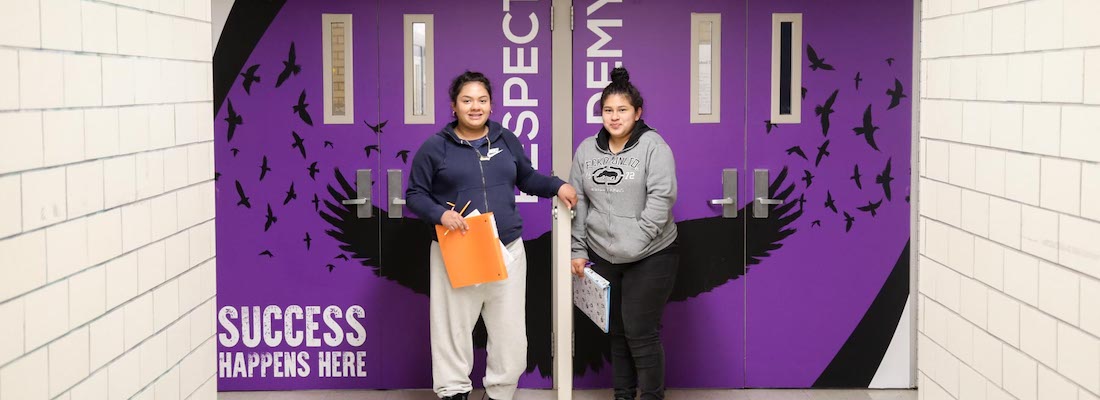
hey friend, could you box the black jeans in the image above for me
[590,245,679,400]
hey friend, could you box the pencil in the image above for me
[458,200,471,216]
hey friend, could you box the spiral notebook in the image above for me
[573,268,611,333]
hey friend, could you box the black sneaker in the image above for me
[442,393,469,400]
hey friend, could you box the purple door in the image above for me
[215,0,557,391]
[572,0,913,389]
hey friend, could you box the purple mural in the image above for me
[214,0,555,391]
[572,0,912,389]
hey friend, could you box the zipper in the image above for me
[469,139,490,213]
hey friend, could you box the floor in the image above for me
[219,389,918,400]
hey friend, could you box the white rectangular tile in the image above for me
[959,363,988,400]
[66,160,105,219]
[927,60,952,99]
[48,327,89,398]
[63,53,102,108]
[964,10,993,55]
[990,103,1023,152]
[24,281,69,350]
[1082,277,1100,337]
[0,0,41,47]
[973,328,1004,385]
[1043,50,1085,103]
[69,264,106,329]
[1086,49,1100,105]
[1039,261,1080,325]
[927,139,951,183]
[69,369,107,400]
[988,289,1021,346]
[961,189,990,238]
[89,307,123,370]
[86,208,122,266]
[40,0,82,51]
[153,280,179,331]
[165,318,190,366]
[975,147,1006,197]
[118,105,150,154]
[136,240,165,294]
[992,4,1026,53]
[974,238,1007,291]
[0,111,43,174]
[1022,104,1061,158]
[0,175,21,238]
[0,231,47,303]
[1007,53,1043,102]
[178,338,215,397]
[948,227,976,277]
[84,108,120,160]
[946,312,974,363]
[1020,304,1059,368]
[107,350,140,400]
[1057,323,1100,393]
[1061,106,1100,163]
[135,150,165,200]
[1005,152,1040,206]
[124,292,153,350]
[150,193,178,241]
[1003,345,1039,400]
[1004,248,1040,306]
[82,1,118,54]
[977,55,1009,101]
[164,231,189,279]
[949,143,977,189]
[45,217,87,282]
[1063,0,1100,48]
[104,252,137,310]
[133,58,162,105]
[188,220,213,266]
[154,366,180,400]
[1022,205,1061,263]
[1041,157,1081,216]
[19,50,65,110]
[117,7,148,56]
[0,49,18,110]
[21,167,67,231]
[961,276,989,329]
[962,102,992,146]
[139,332,166,387]
[187,142,213,185]
[1060,215,1100,279]
[1025,0,1065,51]
[103,155,136,209]
[0,298,25,366]
[42,109,85,167]
[0,348,48,400]
[147,104,175,150]
[121,200,151,253]
[1039,365,1081,400]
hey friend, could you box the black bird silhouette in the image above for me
[225,100,242,142]
[844,211,855,232]
[885,57,895,66]
[283,182,297,205]
[240,64,261,94]
[364,145,379,158]
[324,141,334,148]
[811,220,822,227]
[858,199,883,217]
[276,42,300,88]
[293,90,313,126]
[259,250,274,257]
[304,232,312,250]
[801,87,808,100]
[214,172,221,181]
[796,194,807,211]
[851,164,864,189]
[801,170,815,188]
[259,156,271,181]
[307,162,320,180]
[824,191,837,213]
[886,78,907,110]
[854,72,862,90]
[230,148,240,157]
[876,157,895,201]
[312,194,320,211]
[765,120,779,134]
[815,140,831,167]
[291,131,307,158]
[807,45,835,71]
[396,150,411,164]
[786,145,808,160]
[234,180,251,208]
[264,204,277,231]
[326,264,336,272]
[854,104,881,151]
[320,167,801,377]
[814,89,839,136]
[334,254,349,261]
[366,120,388,134]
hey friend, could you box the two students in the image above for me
[406,67,676,400]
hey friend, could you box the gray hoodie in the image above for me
[570,121,677,264]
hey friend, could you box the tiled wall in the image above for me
[918,0,1100,399]
[0,0,216,398]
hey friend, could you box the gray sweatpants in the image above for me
[430,238,527,400]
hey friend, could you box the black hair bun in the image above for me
[610,67,630,84]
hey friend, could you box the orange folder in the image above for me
[435,212,508,288]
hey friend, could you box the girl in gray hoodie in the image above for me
[570,67,679,400]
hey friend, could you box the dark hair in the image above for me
[598,67,643,110]
[448,71,493,104]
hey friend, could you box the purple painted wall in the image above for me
[215,0,554,390]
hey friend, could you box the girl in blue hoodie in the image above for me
[406,71,576,400]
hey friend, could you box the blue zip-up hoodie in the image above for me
[406,120,565,244]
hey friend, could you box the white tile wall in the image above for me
[0,49,19,110]
[19,50,65,110]
[922,1,1100,398]
[41,0,83,51]
[0,175,21,238]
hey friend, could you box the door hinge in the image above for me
[570,5,574,31]
[550,5,554,32]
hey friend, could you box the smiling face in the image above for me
[452,82,491,135]
[601,93,642,141]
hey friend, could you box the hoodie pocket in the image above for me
[586,209,648,260]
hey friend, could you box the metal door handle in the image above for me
[756,198,782,205]
[710,197,735,205]
[388,169,406,218]
[348,169,373,218]
[342,198,368,205]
